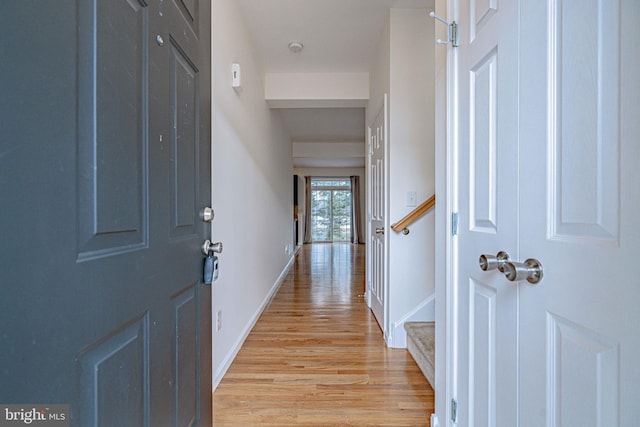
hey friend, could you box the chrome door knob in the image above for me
[479,251,511,272]
[203,240,223,255]
[199,207,215,223]
[503,258,543,284]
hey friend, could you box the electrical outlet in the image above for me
[216,310,222,331]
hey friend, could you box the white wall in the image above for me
[388,9,436,346]
[211,0,294,388]
[266,73,369,108]
[368,8,436,348]
[293,142,365,159]
[293,167,366,244]
[367,16,390,125]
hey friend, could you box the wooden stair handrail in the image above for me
[390,194,436,233]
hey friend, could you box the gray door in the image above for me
[0,1,212,426]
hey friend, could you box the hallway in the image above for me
[213,243,434,426]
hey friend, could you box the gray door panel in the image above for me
[0,1,212,425]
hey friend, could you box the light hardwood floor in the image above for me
[213,243,434,426]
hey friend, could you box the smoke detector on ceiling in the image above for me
[288,41,304,53]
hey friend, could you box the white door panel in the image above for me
[455,0,519,425]
[453,0,640,425]
[368,95,388,337]
[518,0,640,425]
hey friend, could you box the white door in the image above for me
[368,95,388,337]
[453,0,520,425]
[453,0,640,425]
[517,0,640,425]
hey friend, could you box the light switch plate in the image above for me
[407,191,417,207]
[232,63,241,88]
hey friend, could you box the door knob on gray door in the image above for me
[479,251,511,272]
[503,258,543,284]
[202,239,223,255]
[375,227,385,235]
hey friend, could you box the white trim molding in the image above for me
[213,253,296,389]
[389,294,436,348]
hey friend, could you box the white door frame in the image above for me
[366,125,372,307]
[434,0,458,424]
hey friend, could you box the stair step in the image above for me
[404,321,435,390]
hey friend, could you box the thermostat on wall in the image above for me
[231,63,241,89]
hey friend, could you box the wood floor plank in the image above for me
[213,243,434,426]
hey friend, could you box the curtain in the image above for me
[303,176,313,243]
[350,176,363,244]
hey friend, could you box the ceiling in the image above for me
[236,0,432,168]
[236,0,431,73]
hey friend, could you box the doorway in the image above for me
[310,178,352,242]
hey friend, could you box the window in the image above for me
[310,178,352,242]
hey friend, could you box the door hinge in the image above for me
[451,212,459,236]
[451,398,458,423]
[451,21,458,48]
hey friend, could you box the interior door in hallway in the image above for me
[453,0,640,425]
[517,0,640,424]
[453,0,520,425]
[367,96,388,337]
[0,1,212,425]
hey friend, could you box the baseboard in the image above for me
[213,254,296,389]
[389,294,436,348]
